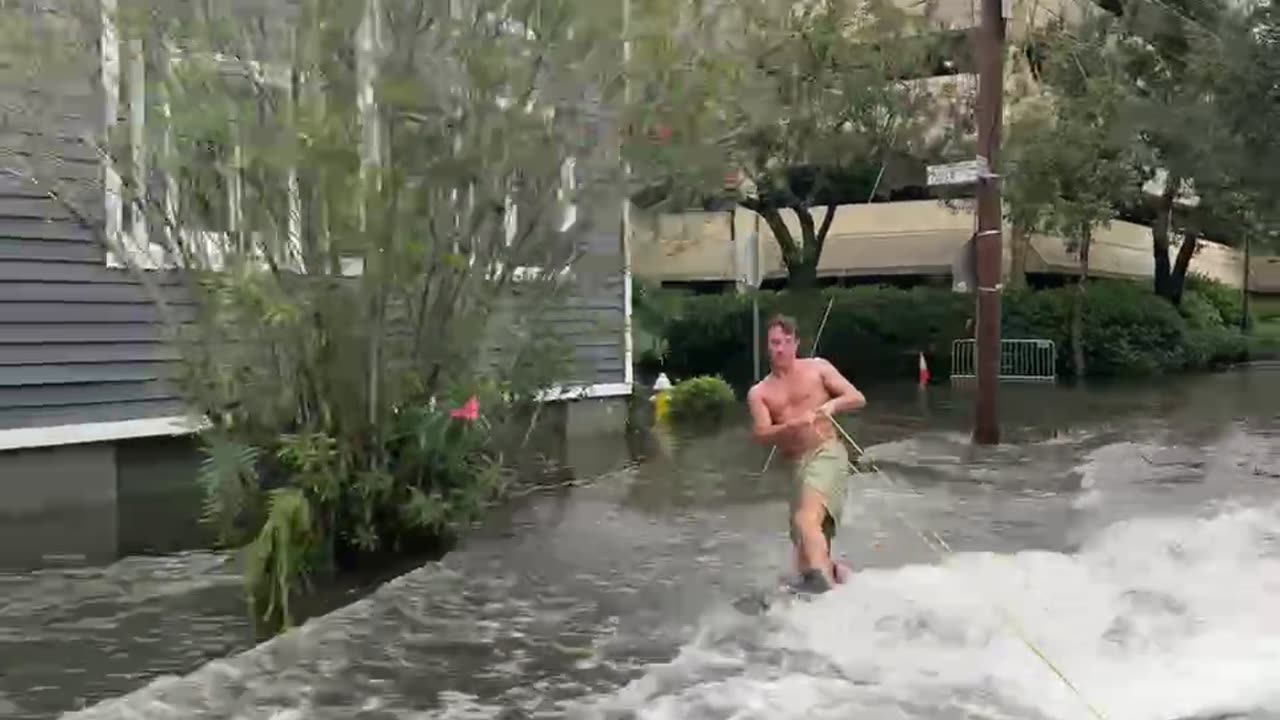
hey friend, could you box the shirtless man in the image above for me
[747,314,866,592]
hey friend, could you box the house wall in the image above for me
[0,1,201,569]
[0,3,191,433]
[0,0,634,568]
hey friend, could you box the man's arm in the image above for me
[748,385,803,445]
[815,359,866,416]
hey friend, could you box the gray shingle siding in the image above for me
[556,222,627,387]
[479,197,628,390]
[0,7,191,431]
[0,198,190,430]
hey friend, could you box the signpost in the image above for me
[927,158,987,187]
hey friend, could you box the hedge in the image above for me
[666,375,737,430]
[645,278,1258,395]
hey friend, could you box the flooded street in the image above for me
[5,370,1280,719]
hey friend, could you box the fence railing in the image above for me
[950,338,1057,383]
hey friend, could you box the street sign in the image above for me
[927,158,986,187]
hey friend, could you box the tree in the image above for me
[621,0,953,289]
[1,0,631,634]
[1006,19,1141,378]
[1099,0,1240,305]
[1212,0,1280,327]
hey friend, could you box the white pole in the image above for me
[621,0,635,388]
[751,213,761,382]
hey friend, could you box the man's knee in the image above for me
[792,505,825,537]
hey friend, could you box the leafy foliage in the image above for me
[1004,18,1143,378]
[1183,274,1243,328]
[196,435,264,548]
[246,488,322,634]
[654,282,1258,391]
[663,287,972,392]
[1019,0,1280,305]
[666,375,737,431]
[622,0,959,287]
[0,0,632,635]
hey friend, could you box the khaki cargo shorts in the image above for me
[788,438,850,547]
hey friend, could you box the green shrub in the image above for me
[1247,322,1280,360]
[663,286,972,393]
[1185,326,1249,369]
[1254,296,1280,323]
[1185,274,1244,327]
[663,293,761,394]
[1005,282,1188,377]
[654,279,1253,390]
[666,375,738,429]
[1180,290,1227,330]
[1078,280,1189,376]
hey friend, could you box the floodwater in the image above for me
[5,370,1280,720]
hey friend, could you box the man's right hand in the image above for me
[785,410,818,429]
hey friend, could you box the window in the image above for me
[100,3,318,276]
[101,0,576,283]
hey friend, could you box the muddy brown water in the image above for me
[2,370,1278,720]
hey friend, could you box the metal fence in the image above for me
[950,338,1057,383]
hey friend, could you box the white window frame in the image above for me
[101,0,574,284]
[557,155,578,233]
[100,4,324,276]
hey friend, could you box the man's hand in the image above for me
[785,410,819,429]
[816,359,866,416]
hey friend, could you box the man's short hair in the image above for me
[767,313,799,338]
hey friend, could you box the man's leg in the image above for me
[822,512,850,584]
[792,486,836,586]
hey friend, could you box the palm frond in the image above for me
[196,434,264,547]
[245,487,321,634]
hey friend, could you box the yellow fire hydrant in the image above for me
[651,372,673,424]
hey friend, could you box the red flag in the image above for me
[450,395,480,422]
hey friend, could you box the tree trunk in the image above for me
[1009,225,1030,290]
[1072,226,1092,382]
[786,260,819,290]
[1167,232,1198,306]
[753,205,800,287]
[752,202,833,291]
[1152,173,1180,302]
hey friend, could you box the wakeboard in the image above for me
[731,572,833,615]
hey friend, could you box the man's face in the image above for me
[767,325,799,368]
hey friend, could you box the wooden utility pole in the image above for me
[972,0,1006,445]
[1242,233,1252,332]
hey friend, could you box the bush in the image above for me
[663,286,972,394]
[666,375,738,429]
[1185,274,1244,327]
[1247,323,1280,360]
[997,281,1188,377]
[1185,326,1249,369]
[202,384,511,636]
[1179,290,1226,330]
[1077,281,1189,376]
[652,279,1255,391]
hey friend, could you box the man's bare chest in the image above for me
[764,373,828,416]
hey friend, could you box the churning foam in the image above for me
[571,501,1280,720]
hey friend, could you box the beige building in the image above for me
[632,0,1280,296]
[630,199,1280,293]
